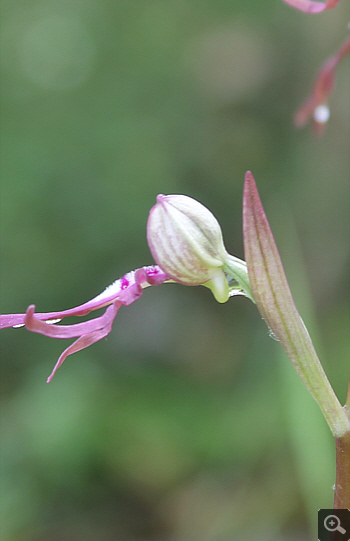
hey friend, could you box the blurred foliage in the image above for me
[0,0,349,540]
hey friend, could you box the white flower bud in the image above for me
[147,194,230,302]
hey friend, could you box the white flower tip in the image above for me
[314,105,330,124]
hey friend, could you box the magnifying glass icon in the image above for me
[324,514,346,534]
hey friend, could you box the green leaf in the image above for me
[243,171,349,437]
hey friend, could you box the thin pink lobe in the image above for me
[0,314,27,329]
[283,0,341,13]
[46,301,120,383]
[24,303,121,339]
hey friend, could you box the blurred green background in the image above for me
[0,1,349,540]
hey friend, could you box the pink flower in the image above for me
[283,0,341,13]
[0,266,169,382]
[294,37,350,134]
[1,194,253,382]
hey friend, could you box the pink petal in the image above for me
[118,283,143,306]
[0,265,169,330]
[137,266,169,286]
[24,303,121,339]
[0,314,27,329]
[46,302,120,383]
[283,0,340,13]
[0,265,171,382]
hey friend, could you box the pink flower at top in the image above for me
[283,0,341,13]
[294,38,350,134]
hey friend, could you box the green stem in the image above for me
[223,254,255,303]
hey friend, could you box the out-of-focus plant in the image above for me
[295,37,350,134]
[284,0,349,134]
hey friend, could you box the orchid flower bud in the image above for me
[147,194,253,303]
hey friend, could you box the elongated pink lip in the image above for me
[0,265,169,382]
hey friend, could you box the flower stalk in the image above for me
[334,378,350,509]
[334,430,350,509]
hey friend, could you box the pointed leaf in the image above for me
[243,171,349,437]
